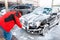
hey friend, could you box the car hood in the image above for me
[20,13,50,23]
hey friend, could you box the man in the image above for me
[0,10,22,40]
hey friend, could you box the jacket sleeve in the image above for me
[14,15,22,28]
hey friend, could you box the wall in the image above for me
[39,0,52,7]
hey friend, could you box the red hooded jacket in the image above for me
[0,11,22,32]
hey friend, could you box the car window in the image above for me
[43,8,52,15]
[18,6,30,9]
[0,4,4,7]
[9,6,15,9]
[25,6,30,9]
[14,6,19,9]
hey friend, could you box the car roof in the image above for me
[12,4,32,8]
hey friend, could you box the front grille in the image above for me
[29,26,37,29]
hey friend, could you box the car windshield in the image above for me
[9,6,14,9]
[32,7,43,15]
[0,7,5,11]
[32,7,52,15]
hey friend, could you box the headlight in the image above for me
[20,18,26,26]
[29,22,37,29]
[20,18,28,29]
[29,22,33,26]
[35,21,41,27]
[29,22,35,29]
[20,19,25,24]
[29,21,41,29]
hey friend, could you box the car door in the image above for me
[48,16,57,27]
[19,6,31,15]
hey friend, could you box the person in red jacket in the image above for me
[0,10,22,40]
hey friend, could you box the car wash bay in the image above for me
[0,0,60,40]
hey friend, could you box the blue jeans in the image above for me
[0,26,12,40]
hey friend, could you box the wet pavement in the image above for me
[11,23,60,40]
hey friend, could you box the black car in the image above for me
[9,5,33,15]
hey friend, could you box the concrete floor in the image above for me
[11,23,60,40]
